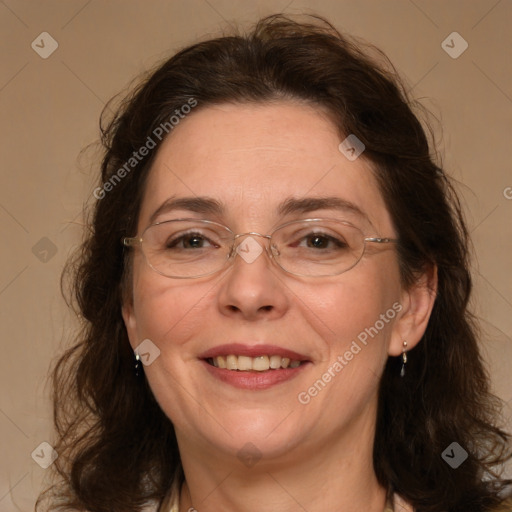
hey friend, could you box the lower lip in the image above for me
[201,360,311,390]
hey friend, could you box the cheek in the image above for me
[295,291,395,410]
[131,268,211,349]
[129,272,217,419]
[291,261,401,406]
[294,263,400,349]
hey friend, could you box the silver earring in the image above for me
[400,341,408,377]
[134,352,142,377]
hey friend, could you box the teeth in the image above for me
[226,355,238,370]
[252,355,269,371]
[269,355,282,369]
[237,356,253,371]
[210,355,304,371]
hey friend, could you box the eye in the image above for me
[166,232,218,250]
[305,234,333,249]
[297,233,349,250]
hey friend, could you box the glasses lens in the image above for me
[142,220,232,278]
[272,219,364,276]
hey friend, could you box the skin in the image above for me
[122,102,437,512]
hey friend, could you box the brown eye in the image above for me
[166,233,216,249]
[300,234,348,250]
[182,235,207,249]
[306,235,330,249]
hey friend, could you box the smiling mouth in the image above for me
[206,355,307,371]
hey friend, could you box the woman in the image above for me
[38,14,511,512]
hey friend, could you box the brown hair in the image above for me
[38,14,511,512]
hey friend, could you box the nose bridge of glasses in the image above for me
[233,232,272,241]
[230,232,275,263]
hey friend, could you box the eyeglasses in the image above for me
[122,218,398,279]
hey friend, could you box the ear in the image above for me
[122,298,138,351]
[388,264,438,356]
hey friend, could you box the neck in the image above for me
[176,403,387,512]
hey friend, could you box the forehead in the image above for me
[138,102,394,234]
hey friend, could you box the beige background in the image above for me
[0,1,511,510]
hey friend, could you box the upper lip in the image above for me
[199,343,310,361]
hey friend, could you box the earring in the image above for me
[400,341,408,377]
[134,352,142,377]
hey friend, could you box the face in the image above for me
[123,102,409,465]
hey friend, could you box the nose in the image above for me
[216,235,289,321]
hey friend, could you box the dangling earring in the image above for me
[400,341,408,377]
[134,352,142,377]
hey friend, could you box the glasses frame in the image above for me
[122,217,398,279]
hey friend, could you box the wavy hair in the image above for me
[38,14,511,512]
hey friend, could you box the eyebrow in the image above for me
[148,195,370,225]
[149,196,224,224]
[277,196,369,222]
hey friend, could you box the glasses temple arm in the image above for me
[123,237,142,247]
[364,237,399,244]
